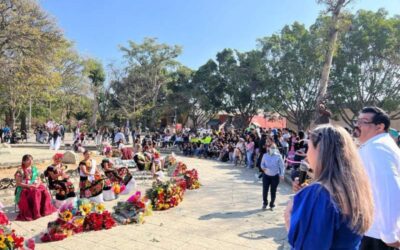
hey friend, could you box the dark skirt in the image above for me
[50,179,76,200]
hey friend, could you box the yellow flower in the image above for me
[79,204,92,216]
[0,235,4,242]
[7,235,13,243]
[0,241,5,249]
[61,210,73,221]
[73,217,84,226]
[95,203,105,213]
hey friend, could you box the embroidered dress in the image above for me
[45,164,76,201]
[14,166,56,221]
[79,160,106,200]
[102,160,136,195]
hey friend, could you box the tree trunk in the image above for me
[20,113,27,131]
[10,108,16,130]
[314,0,347,124]
[91,89,98,129]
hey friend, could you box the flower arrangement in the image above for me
[111,183,125,195]
[112,191,152,225]
[184,169,201,189]
[172,162,188,177]
[0,212,9,226]
[41,199,115,243]
[146,181,185,210]
[0,225,31,250]
[170,160,201,190]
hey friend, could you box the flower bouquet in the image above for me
[170,161,201,190]
[112,191,152,225]
[111,183,125,196]
[0,225,33,250]
[184,169,201,190]
[0,212,9,226]
[171,162,188,177]
[41,199,115,243]
[146,181,185,210]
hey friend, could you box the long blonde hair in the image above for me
[309,124,373,234]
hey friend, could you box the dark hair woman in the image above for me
[15,154,56,221]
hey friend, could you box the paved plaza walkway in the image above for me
[5,156,292,250]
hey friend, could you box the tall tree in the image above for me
[119,37,182,129]
[0,0,65,129]
[193,49,269,128]
[314,0,352,124]
[259,22,323,130]
[329,9,400,125]
[84,58,105,130]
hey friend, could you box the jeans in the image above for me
[246,151,253,168]
[262,174,280,208]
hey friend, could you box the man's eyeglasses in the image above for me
[353,119,374,126]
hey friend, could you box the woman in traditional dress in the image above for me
[45,153,76,208]
[14,154,56,221]
[133,145,151,171]
[78,150,112,203]
[101,158,136,195]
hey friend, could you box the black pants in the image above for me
[360,236,397,250]
[262,174,280,208]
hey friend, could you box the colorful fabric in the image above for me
[15,166,38,204]
[16,184,56,221]
[104,167,132,186]
[46,165,76,200]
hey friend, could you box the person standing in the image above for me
[354,107,400,249]
[245,136,255,168]
[285,125,374,249]
[261,143,285,210]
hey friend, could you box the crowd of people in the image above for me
[154,106,400,249]
[0,126,28,144]
[5,105,400,249]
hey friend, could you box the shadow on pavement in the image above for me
[198,208,262,220]
[238,226,290,249]
[2,205,17,221]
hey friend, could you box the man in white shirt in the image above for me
[114,129,126,144]
[355,107,400,250]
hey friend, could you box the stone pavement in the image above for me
[6,156,292,250]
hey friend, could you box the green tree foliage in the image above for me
[111,37,182,128]
[259,22,323,130]
[329,9,400,125]
[84,58,106,129]
[0,0,65,129]
[193,49,269,128]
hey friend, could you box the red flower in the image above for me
[73,225,84,234]
[12,234,25,248]
[0,212,9,225]
[27,238,36,250]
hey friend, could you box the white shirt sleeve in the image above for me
[368,146,400,243]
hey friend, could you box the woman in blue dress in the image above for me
[285,124,374,250]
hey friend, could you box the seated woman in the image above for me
[15,154,56,221]
[78,150,113,203]
[133,145,151,171]
[101,159,136,195]
[45,153,76,208]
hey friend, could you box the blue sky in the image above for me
[39,0,400,70]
